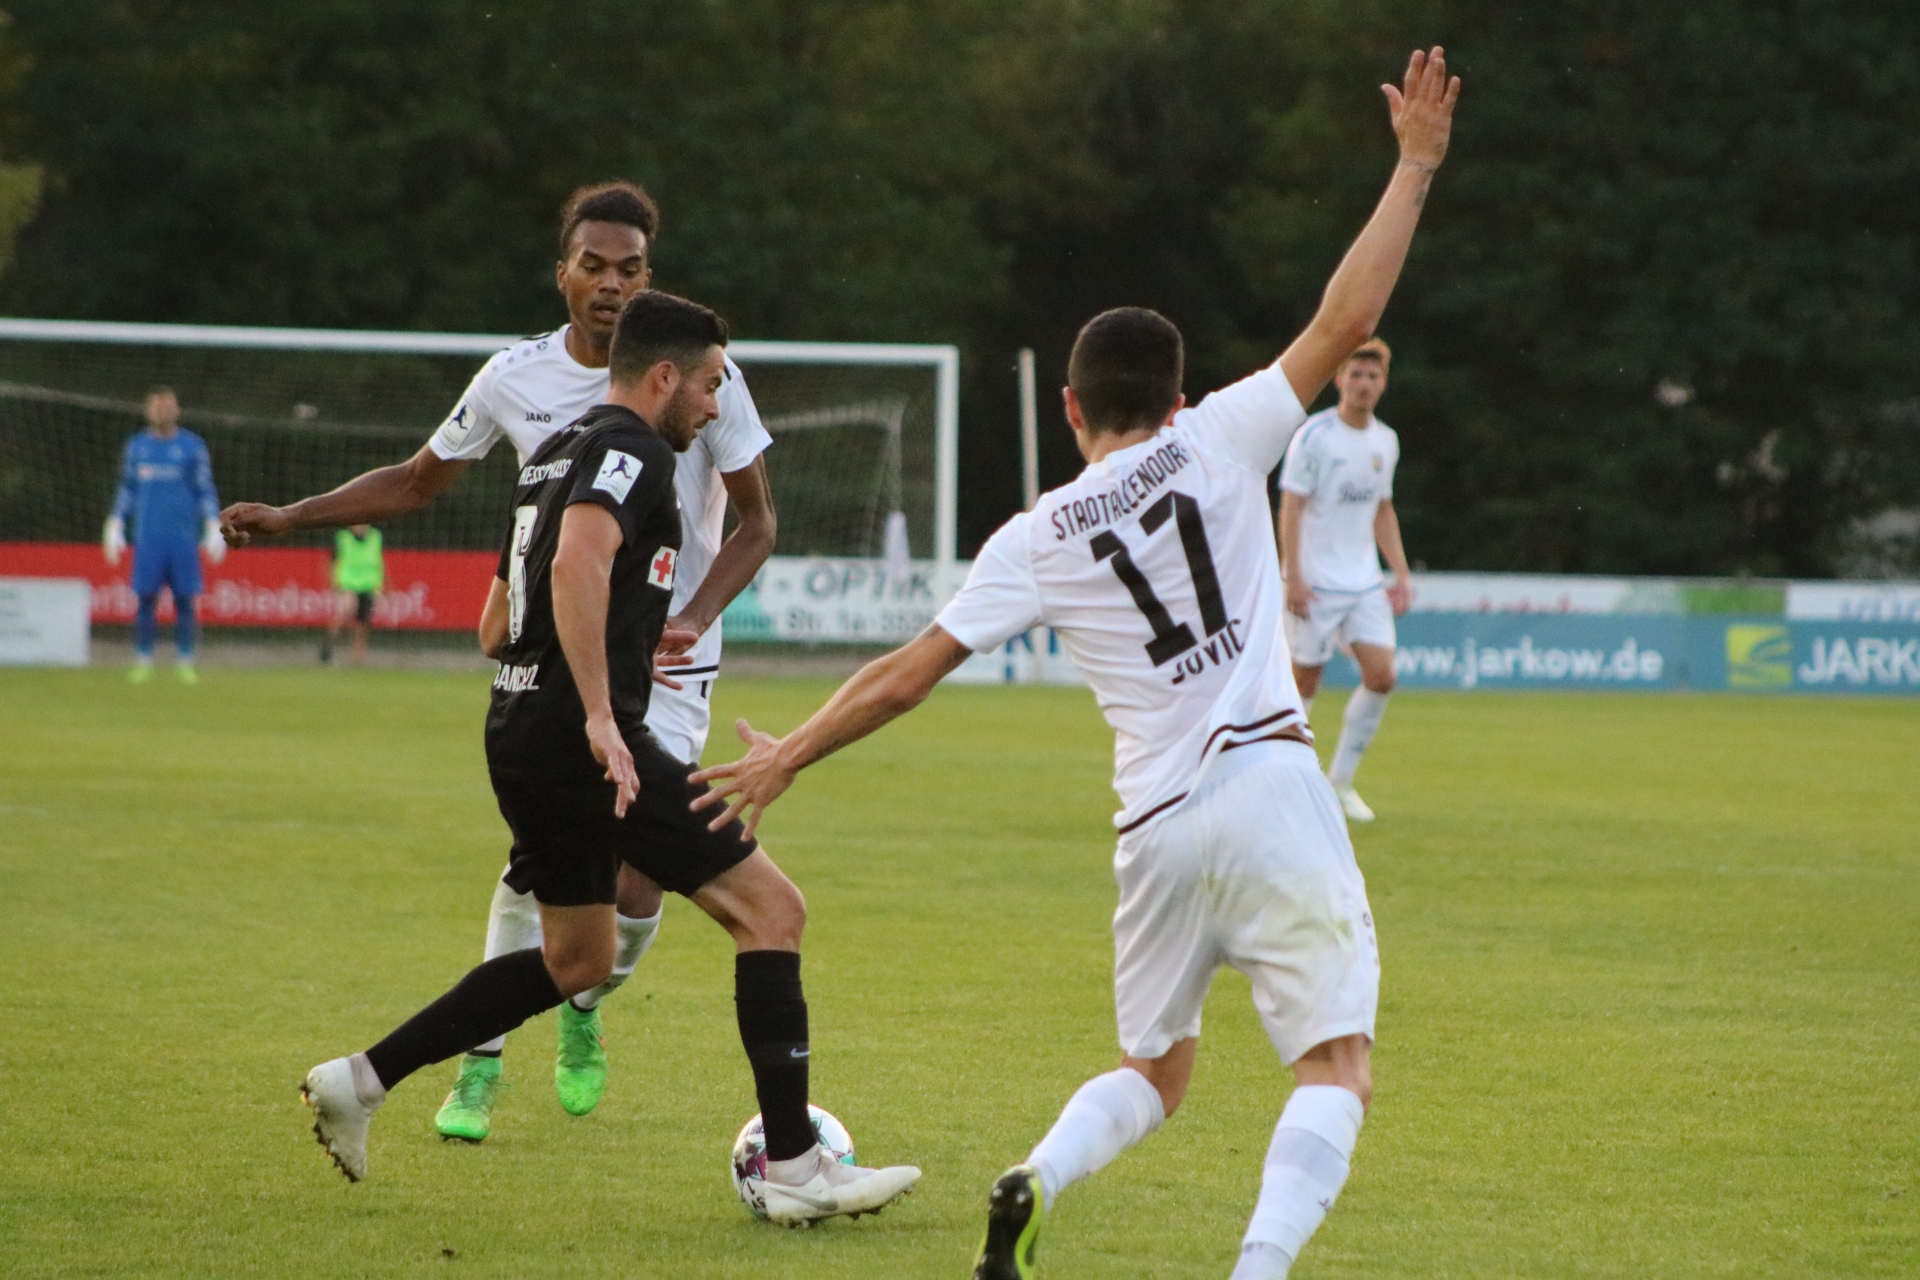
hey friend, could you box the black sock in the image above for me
[735,950,812,1161]
[363,948,562,1091]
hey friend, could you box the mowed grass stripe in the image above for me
[0,670,1913,1278]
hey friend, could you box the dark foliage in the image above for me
[4,0,1915,569]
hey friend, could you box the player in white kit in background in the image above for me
[219,183,776,1139]
[1278,337,1411,822]
[689,49,1457,1280]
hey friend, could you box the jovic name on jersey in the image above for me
[427,326,771,677]
[937,360,1313,833]
[484,406,681,779]
[1278,408,1400,593]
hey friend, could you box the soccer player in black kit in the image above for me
[300,292,920,1226]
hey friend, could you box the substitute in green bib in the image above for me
[323,524,385,665]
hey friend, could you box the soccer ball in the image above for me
[730,1105,856,1218]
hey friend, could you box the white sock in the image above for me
[1027,1067,1165,1210]
[1328,688,1389,786]
[473,874,543,1054]
[1234,1085,1365,1278]
[1301,695,1314,717]
[569,910,661,1010]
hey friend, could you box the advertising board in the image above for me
[0,577,90,665]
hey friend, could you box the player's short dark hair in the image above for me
[608,291,728,385]
[558,181,661,259]
[146,385,176,399]
[1067,307,1184,435]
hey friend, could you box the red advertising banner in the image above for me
[0,542,496,630]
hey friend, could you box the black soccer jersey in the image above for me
[484,405,681,779]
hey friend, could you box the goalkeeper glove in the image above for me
[103,516,127,566]
[202,521,228,564]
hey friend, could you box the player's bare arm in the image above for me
[220,445,470,545]
[551,501,641,817]
[1279,491,1313,618]
[479,576,509,659]
[669,456,776,637]
[651,456,775,691]
[1375,499,1412,614]
[1278,47,1459,407]
[690,624,973,835]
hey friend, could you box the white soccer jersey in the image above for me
[937,360,1311,832]
[1277,409,1398,594]
[428,325,772,672]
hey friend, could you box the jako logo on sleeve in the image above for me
[593,450,642,502]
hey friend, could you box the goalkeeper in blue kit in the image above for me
[104,387,226,682]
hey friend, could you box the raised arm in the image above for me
[552,502,641,817]
[689,624,973,836]
[1279,47,1459,409]
[220,445,470,545]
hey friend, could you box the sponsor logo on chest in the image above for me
[519,458,573,486]
[136,463,184,482]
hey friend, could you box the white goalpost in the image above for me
[0,317,960,645]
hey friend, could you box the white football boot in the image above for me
[761,1143,921,1227]
[301,1055,384,1182]
[1334,784,1376,823]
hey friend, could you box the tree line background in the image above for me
[0,0,1914,574]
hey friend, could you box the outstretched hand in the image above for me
[688,718,793,839]
[1383,46,1460,171]
[220,502,291,547]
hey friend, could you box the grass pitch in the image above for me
[0,668,1915,1279]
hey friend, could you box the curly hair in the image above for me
[557,181,661,258]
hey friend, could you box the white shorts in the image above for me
[1112,740,1380,1064]
[1283,585,1396,668]
[643,672,716,764]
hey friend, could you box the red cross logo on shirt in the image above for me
[648,546,677,590]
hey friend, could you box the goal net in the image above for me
[0,320,958,634]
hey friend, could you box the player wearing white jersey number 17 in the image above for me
[1278,337,1411,823]
[218,182,776,1138]
[692,48,1458,1280]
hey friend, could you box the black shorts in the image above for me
[489,733,758,906]
[353,592,375,624]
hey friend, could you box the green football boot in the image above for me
[434,1053,503,1142]
[554,1001,607,1116]
[127,662,154,684]
[176,664,199,686]
[973,1164,1045,1279]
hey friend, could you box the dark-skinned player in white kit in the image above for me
[223,184,778,1138]
[692,48,1458,1279]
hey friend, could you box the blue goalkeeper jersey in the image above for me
[111,428,219,544]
